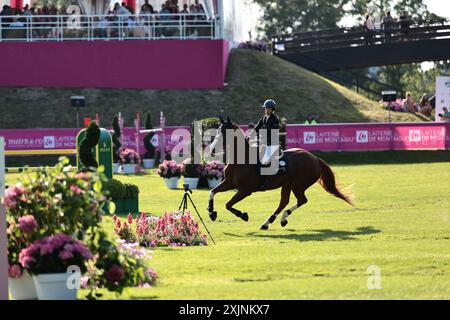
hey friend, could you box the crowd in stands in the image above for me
[0,0,206,17]
[0,0,211,39]
[384,92,435,117]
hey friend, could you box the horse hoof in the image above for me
[209,211,217,221]
[260,224,269,230]
[240,212,249,222]
[281,220,288,227]
[268,215,276,224]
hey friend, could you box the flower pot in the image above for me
[113,163,121,174]
[164,177,180,189]
[142,159,155,169]
[9,272,38,300]
[124,198,139,213]
[122,164,137,174]
[208,178,222,189]
[183,177,199,190]
[33,273,77,300]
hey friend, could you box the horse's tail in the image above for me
[318,158,354,206]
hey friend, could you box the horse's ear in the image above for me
[219,116,224,124]
[227,116,231,123]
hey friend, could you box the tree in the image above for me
[255,0,440,37]
[254,0,349,36]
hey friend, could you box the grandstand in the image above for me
[0,0,256,89]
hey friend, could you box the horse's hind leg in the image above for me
[280,187,308,227]
[225,190,252,222]
[260,186,291,230]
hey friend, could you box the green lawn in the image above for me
[5,152,450,299]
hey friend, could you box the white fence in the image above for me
[0,13,221,41]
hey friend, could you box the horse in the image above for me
[206,117,353,230]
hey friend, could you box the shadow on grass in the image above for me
[313,150,450,166]
[239,226,381,242]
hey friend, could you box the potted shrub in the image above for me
[19,233,93,300]
[111,115,122,174]
[157,160,182,189]
[181,158,201,190]
[202,160,225,188]
[120,148,140,174]
[124,183,140,213]
[102,179,126,213]
[142,112,156,169]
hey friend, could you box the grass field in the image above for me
[5,151,450,299]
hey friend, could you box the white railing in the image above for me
[0,13,221,41]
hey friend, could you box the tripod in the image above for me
[178,184,216,245]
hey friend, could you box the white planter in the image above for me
[122,164,137,174]
[208,177,223,189]
[33,273,77,300]
[113,163,121,174]
[164,177,180,189]
[142,159,155,169]
[183,177,199,190]
[9,272,38,300]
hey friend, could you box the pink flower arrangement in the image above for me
[157,160,182,178]
[8,264,22,278]
[19,233,93,275]
[114,211,207,247]
[201,160,225,180]
[120,148,141,165]
[18,215,38,234]
[3,184,27,210]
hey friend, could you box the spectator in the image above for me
[364,14,375,45]
[181,3,189,14]
[141,0,154,14]
[402,92,417,113]
[10,16,24,28]
[23,4,32,16]
[113,2,121,14]
[382,11,395,44]
[195,0,206,20]
[399,11,409,40]
[419,93,432,116]
[98,15,110,38]
[304,114,318,124]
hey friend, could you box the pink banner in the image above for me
[286,123,450,151]
[0,127,189,154]
[1,122,449,154]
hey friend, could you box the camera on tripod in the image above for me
[183,184,192,193]
[178,183,215,244]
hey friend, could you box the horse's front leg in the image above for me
[208,179,233,221]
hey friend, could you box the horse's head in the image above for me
[210,116,238,150]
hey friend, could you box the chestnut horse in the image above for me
[207,118,353,230]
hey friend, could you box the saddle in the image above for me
[259,148,287,175]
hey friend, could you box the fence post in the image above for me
[0,137,8,300]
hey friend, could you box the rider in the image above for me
[254,99,281,190]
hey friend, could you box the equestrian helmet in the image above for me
[262,99,276,110]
